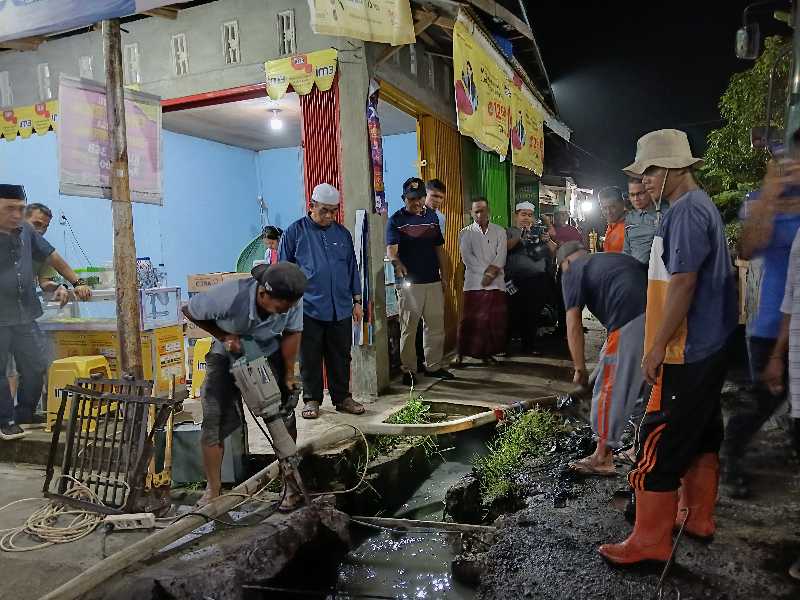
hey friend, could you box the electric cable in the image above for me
[61,213,94,267]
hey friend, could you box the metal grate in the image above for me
[37,63,52,101]
[123,43,141,85]
[44,377,185,514]
[222,20,241,65]
[170,33,189,77]
[277,9,296,56]
[0,71,12,106]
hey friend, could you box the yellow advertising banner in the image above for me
[309,0,415,46]
[453,18,512,159]
[510,78,544,176]
[265,49,338,100]
[0,100,58,141]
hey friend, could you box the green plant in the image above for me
[700,35,790,222]
[473,409,563,504]
[370,392,438,457]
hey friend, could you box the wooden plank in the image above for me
[0,36,45,51]
[375,11,438,68]
[413,9,454,30]
[464,0,534,41]
[143,7,179,19]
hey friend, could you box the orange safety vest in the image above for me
[604,221,625,253]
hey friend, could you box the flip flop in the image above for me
[301,401,320,420]
[335,397,365,415]
[614,446,637,466]
[569,457,617,477]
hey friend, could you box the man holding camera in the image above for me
[505,202,554,354]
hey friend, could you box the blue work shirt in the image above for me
[1,222,54,326]
[741,191,800,339]
[279,215,361,322]
[187,277,303,359]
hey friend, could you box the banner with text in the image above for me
[265,49,338,100]
[58,77,162,204]
[308,0,415,46]
[510,78,544,176]
[453,16,512,160]
[0,101,58,141]
[0,0,175,43]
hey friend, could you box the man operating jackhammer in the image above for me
[182,262,307,509]
[557,241,648,476]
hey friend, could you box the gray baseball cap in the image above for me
[251,262,307,300]
[556,241,586,266]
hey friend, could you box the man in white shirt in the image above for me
[456,197,507,364]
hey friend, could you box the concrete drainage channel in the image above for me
[77,399,524,600]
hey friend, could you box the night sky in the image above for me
[529,0,791,189]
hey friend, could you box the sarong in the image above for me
[457,289,507,358]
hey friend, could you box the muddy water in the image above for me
[335,457,478,599]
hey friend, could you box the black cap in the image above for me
[402,177,426,200]
[262,225,283,240]
[251,262,307,301]
[0,184,26,201]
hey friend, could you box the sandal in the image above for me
[301,401,320,420]
[335,397,365,415]
[569,456,617,477]
[614,446,637,466]
[277,477,305,513]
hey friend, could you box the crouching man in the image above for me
[557,241,647,476]
[182,262,306,508]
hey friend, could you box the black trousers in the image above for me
[0,322,48,426]
[300,315,352,406]
[628,344,729,492]
[508,273,551,351]
[723,336,787,459]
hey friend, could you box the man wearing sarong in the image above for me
[456,198,507,364]
[557,241,647,476]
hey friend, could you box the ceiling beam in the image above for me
[143,7,180,19]
[0,36,45,51]
[375,10,439,68]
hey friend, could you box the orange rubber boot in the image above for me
[675,452,719,539]
[598,489,678,566]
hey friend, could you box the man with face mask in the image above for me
[599,129,737,566]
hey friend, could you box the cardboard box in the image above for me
[186,271,250,293]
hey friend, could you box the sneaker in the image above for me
[402,372,416,387]
[0,423,27,441]
[426,368,455,380]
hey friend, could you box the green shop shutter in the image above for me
[464,140,512,227]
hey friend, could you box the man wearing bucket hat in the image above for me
[599,129,737,566]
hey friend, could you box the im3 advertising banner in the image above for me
[307,0,415,46]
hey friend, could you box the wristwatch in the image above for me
[70,278,88,288]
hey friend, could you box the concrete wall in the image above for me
[255,146,305,230]
[0,130,260,294]
[0,0,339,105]
[367,43,456,126]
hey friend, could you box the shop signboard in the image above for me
[58,76,162,204]
[453,16,512,160]
[510,78,544,176]
[0,101,58,141]
[265,49,338,100]
[308,0,415,46]
[0,0,176,43]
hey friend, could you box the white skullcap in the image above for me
[515,201,536,212]
[312,183,340,206]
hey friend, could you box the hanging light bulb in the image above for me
[270,109,283,131]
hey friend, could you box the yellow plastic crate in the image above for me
[46,355,112,432]
[190,337,213,399]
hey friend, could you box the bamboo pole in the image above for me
[38,426,358,600]
[102,19,143,378]
[350,515,496,534]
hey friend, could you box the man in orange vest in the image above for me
[599,187,626,253]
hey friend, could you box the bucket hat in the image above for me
[623,129,703,177]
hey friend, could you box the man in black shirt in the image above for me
[558,241,648,475]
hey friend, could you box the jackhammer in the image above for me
[230,337,310,508]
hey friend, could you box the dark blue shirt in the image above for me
[1,222,54,326]
[386,207,444,284]
[279,215,361,322]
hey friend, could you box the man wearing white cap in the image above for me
[505,201,554,353]
[280,183,365,420]
[599,129,737,566]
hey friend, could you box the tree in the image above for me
[700,36,790,224]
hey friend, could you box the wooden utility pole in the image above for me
[102,19,143,378]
